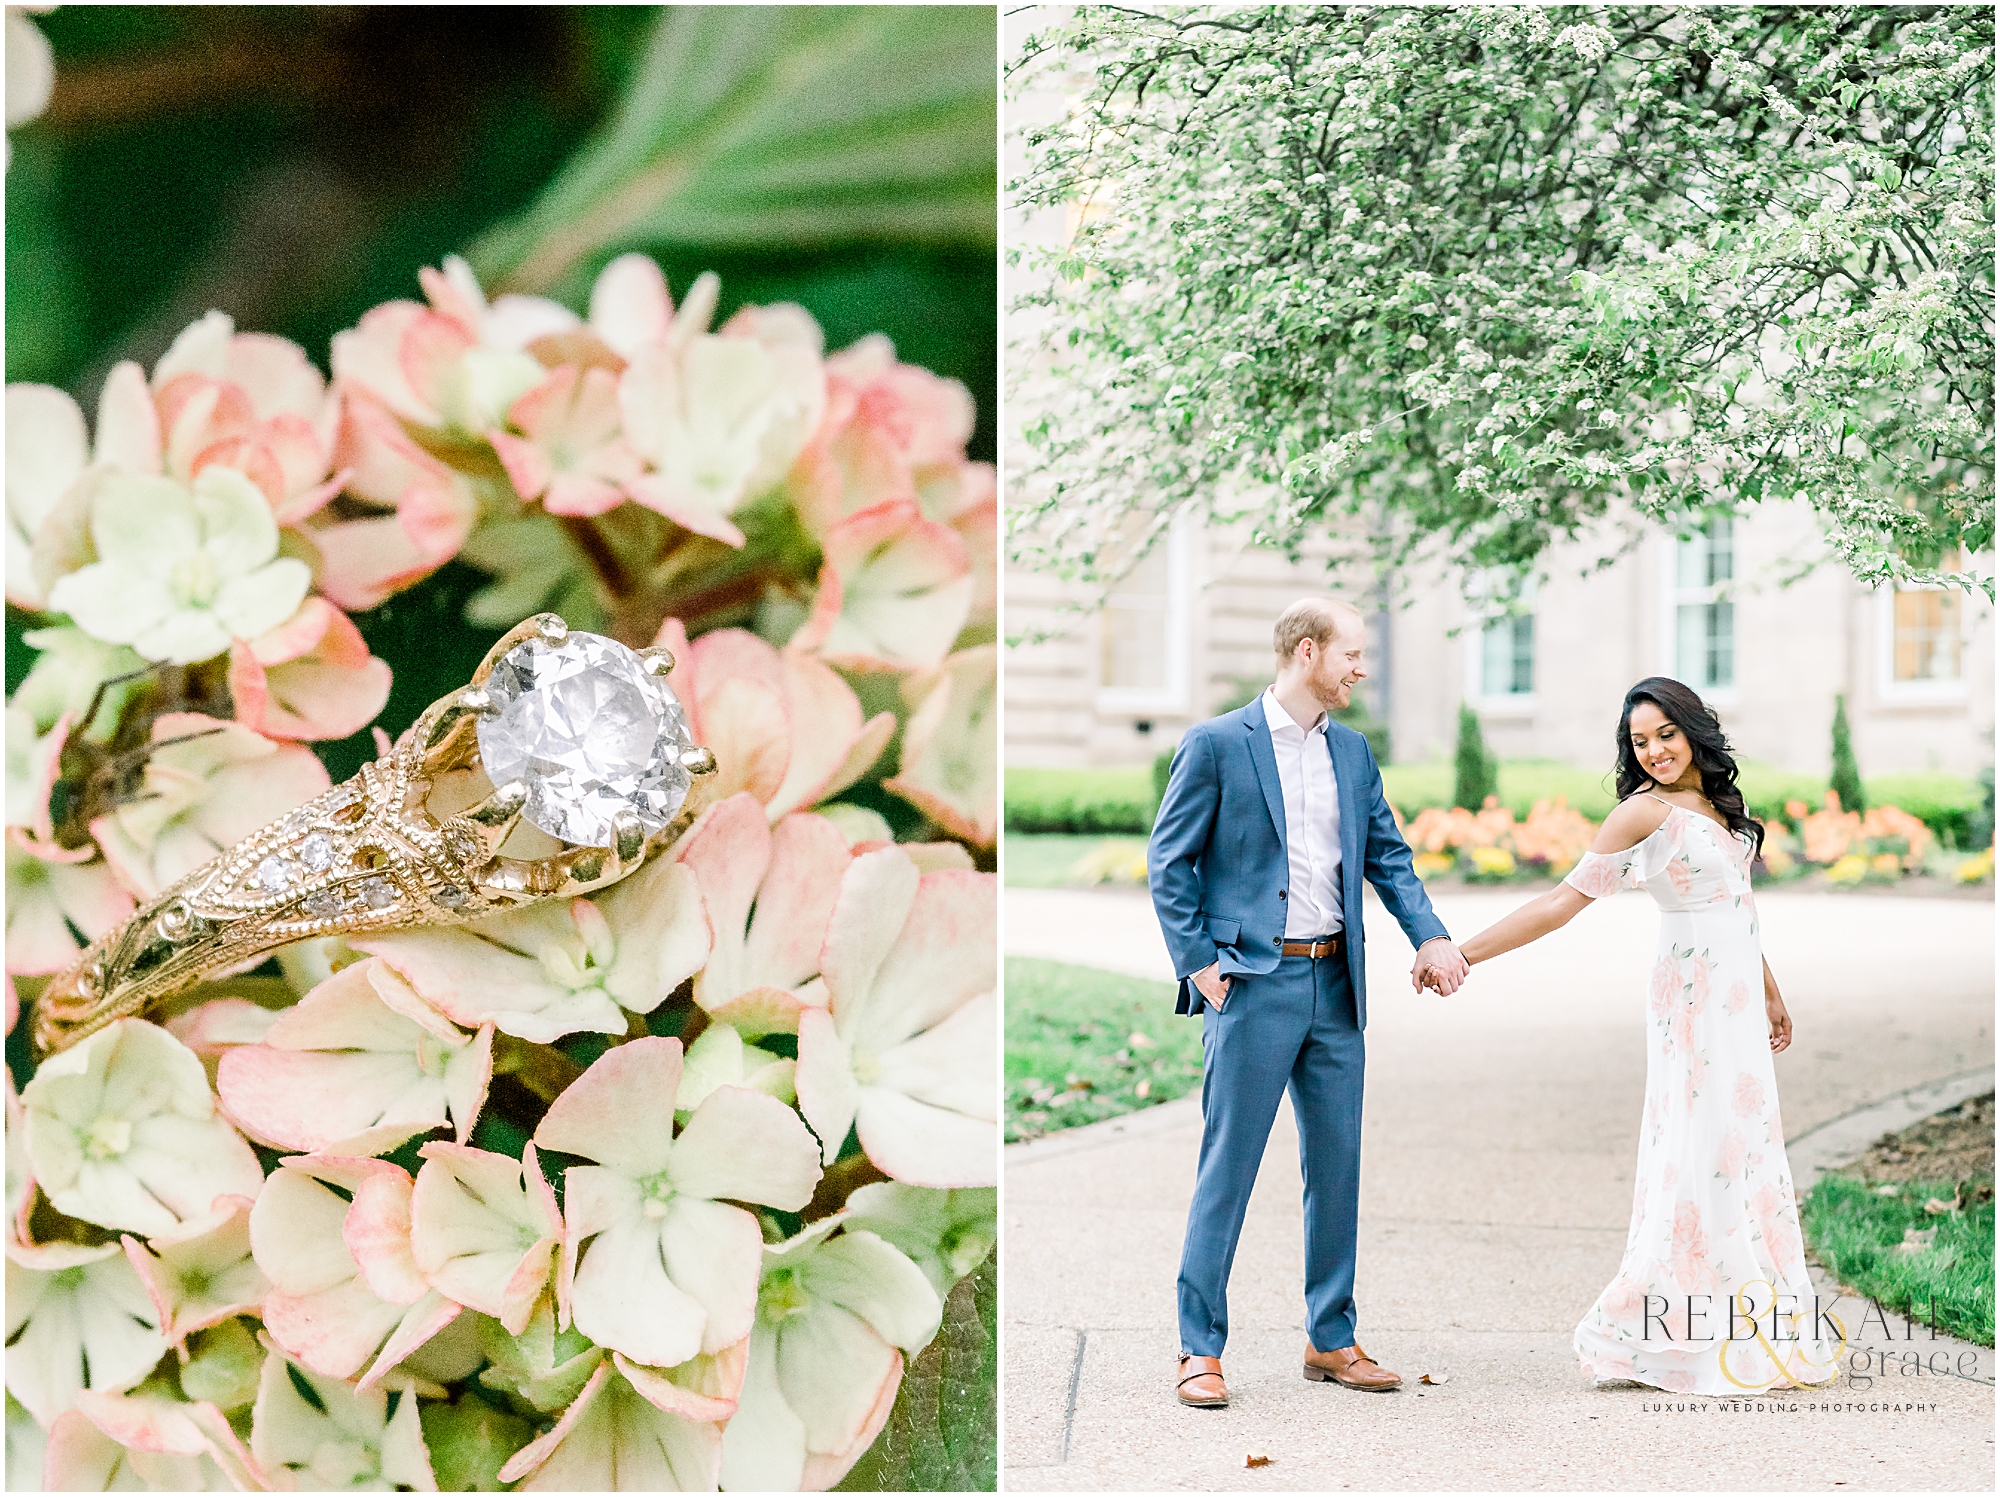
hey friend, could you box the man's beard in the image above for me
[1309,656,1354,712]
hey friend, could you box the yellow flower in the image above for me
[1824,854,1868,886]
[1468,846,1516,879]
[1868,852,1903,880]
[1953,848,1993,885]
[1413,851,1456,881]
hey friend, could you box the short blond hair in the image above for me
[1273,597,1363,665]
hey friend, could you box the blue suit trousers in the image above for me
[1176,950,1365,1358]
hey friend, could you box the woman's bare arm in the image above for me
[1456,796,1671,969]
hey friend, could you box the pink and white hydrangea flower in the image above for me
[532,1036,821,1369]
[20,1019,264,1236]
[218,956,493,1158]
[330,256,559,437]
[787,334,978,537]
[619,287,827,545]
[121,1195,268,1350]
[43,1390,265,1493]
[5,1238,170,1427]
[490,363,645,518]
[408,1141,562,1336]
[497,1354,734,1492]
[719,1218,942,1492]
[148,311,345,524]
[9,352,175,601]
[88,711,330,901]
[250,1154,462,1386]
[307,393,482,613]
[360,852,708,1044]
[675,792,852,1034]
[249,1335,437,1492]
[795,850,996,1185]
[5,834,136,978]
[883,644,997,847]
[654,620,893,821]
[790,498,973,672]
[227,597,393,742]
[46,467,313,666]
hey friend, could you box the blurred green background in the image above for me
[7,3,997,784]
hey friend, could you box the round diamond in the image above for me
[255,857,291,893]
[476,631,695,848]
[299,833,335,871]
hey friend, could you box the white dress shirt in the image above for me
[1261,688,1343,937]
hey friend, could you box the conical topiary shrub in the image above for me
[1829,693,1865,813]
[1454,703,1498,812]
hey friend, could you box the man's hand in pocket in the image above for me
[1192,961,1231,1010]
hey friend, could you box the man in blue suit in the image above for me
[1150,598,1468,1409]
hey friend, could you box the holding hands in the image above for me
[1411,937,1469,996]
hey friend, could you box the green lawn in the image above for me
[1005,958,1202,1143]
[1801,1175,1995,1347]
[1003,834,1140,889]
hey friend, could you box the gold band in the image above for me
[31,613,715,1058]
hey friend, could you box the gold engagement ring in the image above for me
[31,613,716,1058]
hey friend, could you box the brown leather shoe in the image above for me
[1177,1354,1228,1408]
[1303,1342,1402,1391]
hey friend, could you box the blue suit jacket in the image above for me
[1146,701,1449,1023]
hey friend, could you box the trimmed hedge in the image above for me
[1003,765,1156,834]
[1006,759,1987,846]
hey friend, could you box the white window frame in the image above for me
[1660,520,1740,708]
[1874,581,1970,706]
[1092,516,1194,715]
[1463,571,1538,718]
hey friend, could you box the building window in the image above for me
[1673,516,1735,690]
[1478,578,1536,698]
[1890,588,1962,683]
[1094,517,1191,712]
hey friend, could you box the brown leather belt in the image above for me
[1280,936,1342,959]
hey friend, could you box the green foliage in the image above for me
[1005,958,1202,1143]
[835,1250,996,1492]
[1150,746,1175,821]
[471,6,997,300]
[418,1391,534,1493]
[1971,765,1996,849]
[1802,1175,1994,1348]
[1453,704,1498,811]
[1830,692,1866,813]
[1334,697,1392,765]
[1004,764,1155,834]
[1011,6,1993,596]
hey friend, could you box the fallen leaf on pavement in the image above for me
[1244,1452,1272,1468]
[1419,1372,1451,1385]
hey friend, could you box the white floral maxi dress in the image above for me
[1563,802,1837,1394]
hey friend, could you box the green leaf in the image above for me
[469,5,996,296]
[835,1248,996,1492]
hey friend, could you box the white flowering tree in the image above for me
[1010,5,1993,595]
[6,6,996,1491]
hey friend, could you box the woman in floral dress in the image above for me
[1454,677,1837,1394]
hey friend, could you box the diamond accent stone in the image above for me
[302,890,341,919]
[359,877,396,910]
[299,833,335,872]
[435,885,468,908]
[477,631,695,847]
[256,857,291,893]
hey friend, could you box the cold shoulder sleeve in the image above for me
[1562,811,1682,899]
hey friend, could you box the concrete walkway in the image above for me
[1003,886,1995,1491]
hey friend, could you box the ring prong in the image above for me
[611,810,646,865]
[535,614,569,645]
[457,687,495,716]
[680,746,716,775]
[639,647,675,677]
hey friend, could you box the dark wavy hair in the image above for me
[1614,677,1763,856]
